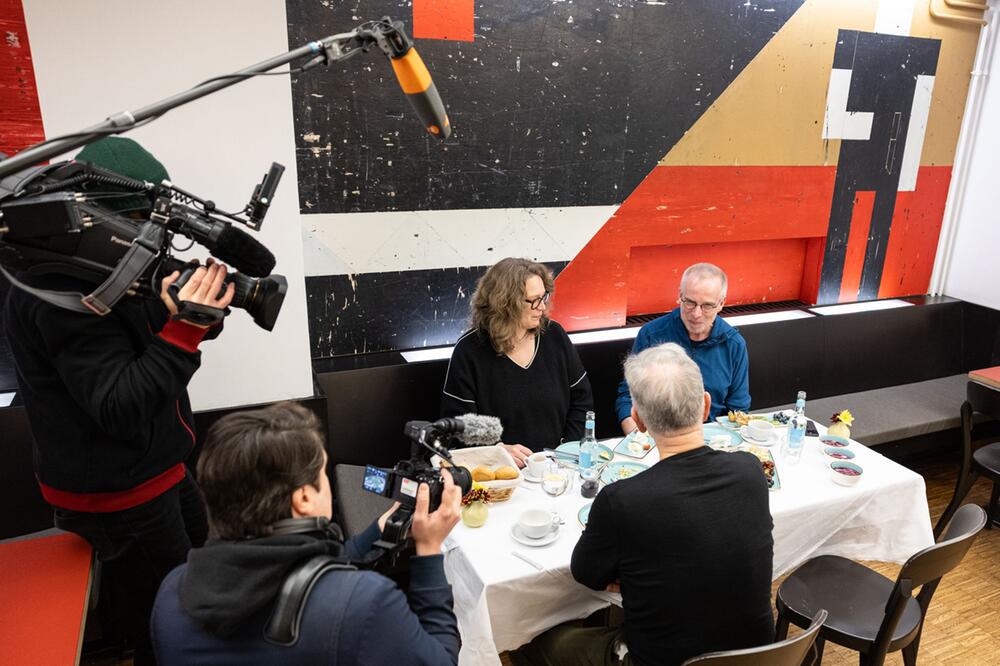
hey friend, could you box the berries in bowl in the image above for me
[830,461,863,486]
[820,434,850,448]
[823,446,856,462]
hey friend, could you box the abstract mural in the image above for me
[291,0,984,357]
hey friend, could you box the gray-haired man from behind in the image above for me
[514,343,774,666]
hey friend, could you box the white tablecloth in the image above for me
[442,424,934,666]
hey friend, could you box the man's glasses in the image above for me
[524,292,551,310]
[679,296,720,314]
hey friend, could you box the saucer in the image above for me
[510,523,560,547]
[740,425,777,446]
[521,469,544,483]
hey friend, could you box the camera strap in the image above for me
[263,554,357,646]
[0,221,164,316]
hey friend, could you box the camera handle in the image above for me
[371,505,416,566]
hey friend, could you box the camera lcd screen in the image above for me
[362,465,388,495]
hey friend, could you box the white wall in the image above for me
[940,3,1000,310]
[22,0,313,410]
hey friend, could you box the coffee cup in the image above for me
[526,452,548,478]
[747,420,775,442]
[518,508,559,539]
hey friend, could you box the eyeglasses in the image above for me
[524,292,551,310]
[679,296,721,314]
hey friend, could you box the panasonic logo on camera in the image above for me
[109,235,133,248]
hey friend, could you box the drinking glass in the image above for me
[541,460,572,513]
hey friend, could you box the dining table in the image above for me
[441,419,935,666]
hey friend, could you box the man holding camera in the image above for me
[2,138,234,665]
[150,401,462,664]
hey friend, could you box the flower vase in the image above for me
[461,500,488,528]
[828,422,851,439]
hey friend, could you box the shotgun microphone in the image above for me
[371,19,452,139]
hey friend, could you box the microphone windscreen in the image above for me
[458,413,503,446]
[390,48,451,139]
[213,225,276,277]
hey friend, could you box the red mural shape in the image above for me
[0,0,45,157]
[413,0,475,42]
[552,165,951,331]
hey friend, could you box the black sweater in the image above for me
[440,321,593,451]
[572,446,774,666]
[4,273,216,509]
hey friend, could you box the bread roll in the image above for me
[471,465,495,482]
[494,465,518,480]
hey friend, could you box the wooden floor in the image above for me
[500,452,1000,665]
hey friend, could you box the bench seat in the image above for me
[761,373,970,447]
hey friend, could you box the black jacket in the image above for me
[4,273,217,508]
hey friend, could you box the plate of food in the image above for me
[703,423,743,451]
[717,410,792,429]
[557,440,615,462]
[600,461,649,485]
[741,445,781,491]
[614,429,655,458]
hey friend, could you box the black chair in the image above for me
[332,463,394,538]
[934,380,1000,538]
[775,504,987,666]
[682,610,827,666]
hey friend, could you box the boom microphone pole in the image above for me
[0,18,450,180]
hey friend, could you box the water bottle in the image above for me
[784,391,807,464]
[579,411,597,470]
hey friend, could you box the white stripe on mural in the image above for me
[898,74,935,192]
[823,69,874,141]
[874,0,916,36]
[301,205,617,276]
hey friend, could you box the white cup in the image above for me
[747,420,775,441]
[526,452,548,478]
[518,509,560,539]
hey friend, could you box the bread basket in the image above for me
[433,445,521,502]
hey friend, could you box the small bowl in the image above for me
[823,446,856,462]
[830,461,863,486]
[820,434,850,448]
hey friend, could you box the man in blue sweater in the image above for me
[151,402,462,665]
[617,263,750,432]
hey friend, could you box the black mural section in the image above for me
[307,262,567,358]
[287,0,804,214]
[817,30,940,305]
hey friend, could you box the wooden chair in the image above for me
[775,504,987,666]
[934,380,1000,538]
[682,610,827,666]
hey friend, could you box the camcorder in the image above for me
[0,159,288,330]
[363,415,502,560]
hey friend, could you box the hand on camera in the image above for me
[378,502,402,532]
[411,468,461,557]
[500,443,533,468]
[160,259,236,328]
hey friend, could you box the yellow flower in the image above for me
[836,410,854,426]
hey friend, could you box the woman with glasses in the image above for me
[441,258,593,467]
[615,262,751,434]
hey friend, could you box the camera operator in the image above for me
[150,402,462,665]
[2,137,234,665]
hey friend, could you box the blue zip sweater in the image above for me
[615,309,751,423]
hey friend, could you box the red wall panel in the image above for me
[413,0,475,42]
[0,0,44,156]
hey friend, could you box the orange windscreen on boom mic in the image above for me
[390,47,452,139]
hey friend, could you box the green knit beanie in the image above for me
[75,137,170,213]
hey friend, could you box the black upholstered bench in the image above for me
[762,373,971,447]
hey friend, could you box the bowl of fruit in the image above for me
[829,460,863,486]
[822,446,856,462]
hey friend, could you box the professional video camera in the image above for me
[0,158,287,330]
[0,16,450,331]
[362,414,501,559]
